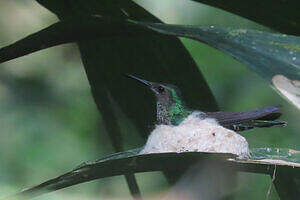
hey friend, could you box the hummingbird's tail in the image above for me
[206,105,286,131]
[226,119,286,131]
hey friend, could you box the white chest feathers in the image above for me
[140,112,250,159]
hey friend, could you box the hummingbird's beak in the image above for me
[125,74,152,87]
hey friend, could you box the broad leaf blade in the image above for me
[140,23,300,81]
[192,0,300,35]
[1,17,299,109]
[137,23,300,108]
[4,150,299,200]
[0,17,147,63]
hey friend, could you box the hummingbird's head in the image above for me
[126,74,190,125]
[125,74,182,107]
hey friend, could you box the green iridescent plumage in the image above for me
[168,89,192,125]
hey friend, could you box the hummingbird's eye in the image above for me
[158,86,165,93]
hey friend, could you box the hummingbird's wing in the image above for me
[205,105,286,131]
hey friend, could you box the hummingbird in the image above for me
[126,74,286,131]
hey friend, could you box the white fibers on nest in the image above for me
[140,112,250,158]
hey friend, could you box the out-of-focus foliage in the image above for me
[0,1,299,200]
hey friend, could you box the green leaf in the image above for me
[0,17,146,63]
[192,0,300,35]
[3,149,299,200]
[138,23,300,81]
[136,22,300,109]
[1,16,299,108]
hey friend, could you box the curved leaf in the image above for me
[136,22,300,108]
[2,18,299,83]
[1,17,299,108]
[0,17,148,63]
[192,0,300,35]
[138,23,300,81]
[3,149,299,200]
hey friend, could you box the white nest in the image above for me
[140,112,250,159]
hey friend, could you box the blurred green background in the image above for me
[0,0,299,199]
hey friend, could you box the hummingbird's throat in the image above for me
[156,101,191,125]
[156,102,171,125]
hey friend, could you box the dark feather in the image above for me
[225,120,286,131]
[258,112,282,120]
[205,105,286,131]
[206,105,281,125]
